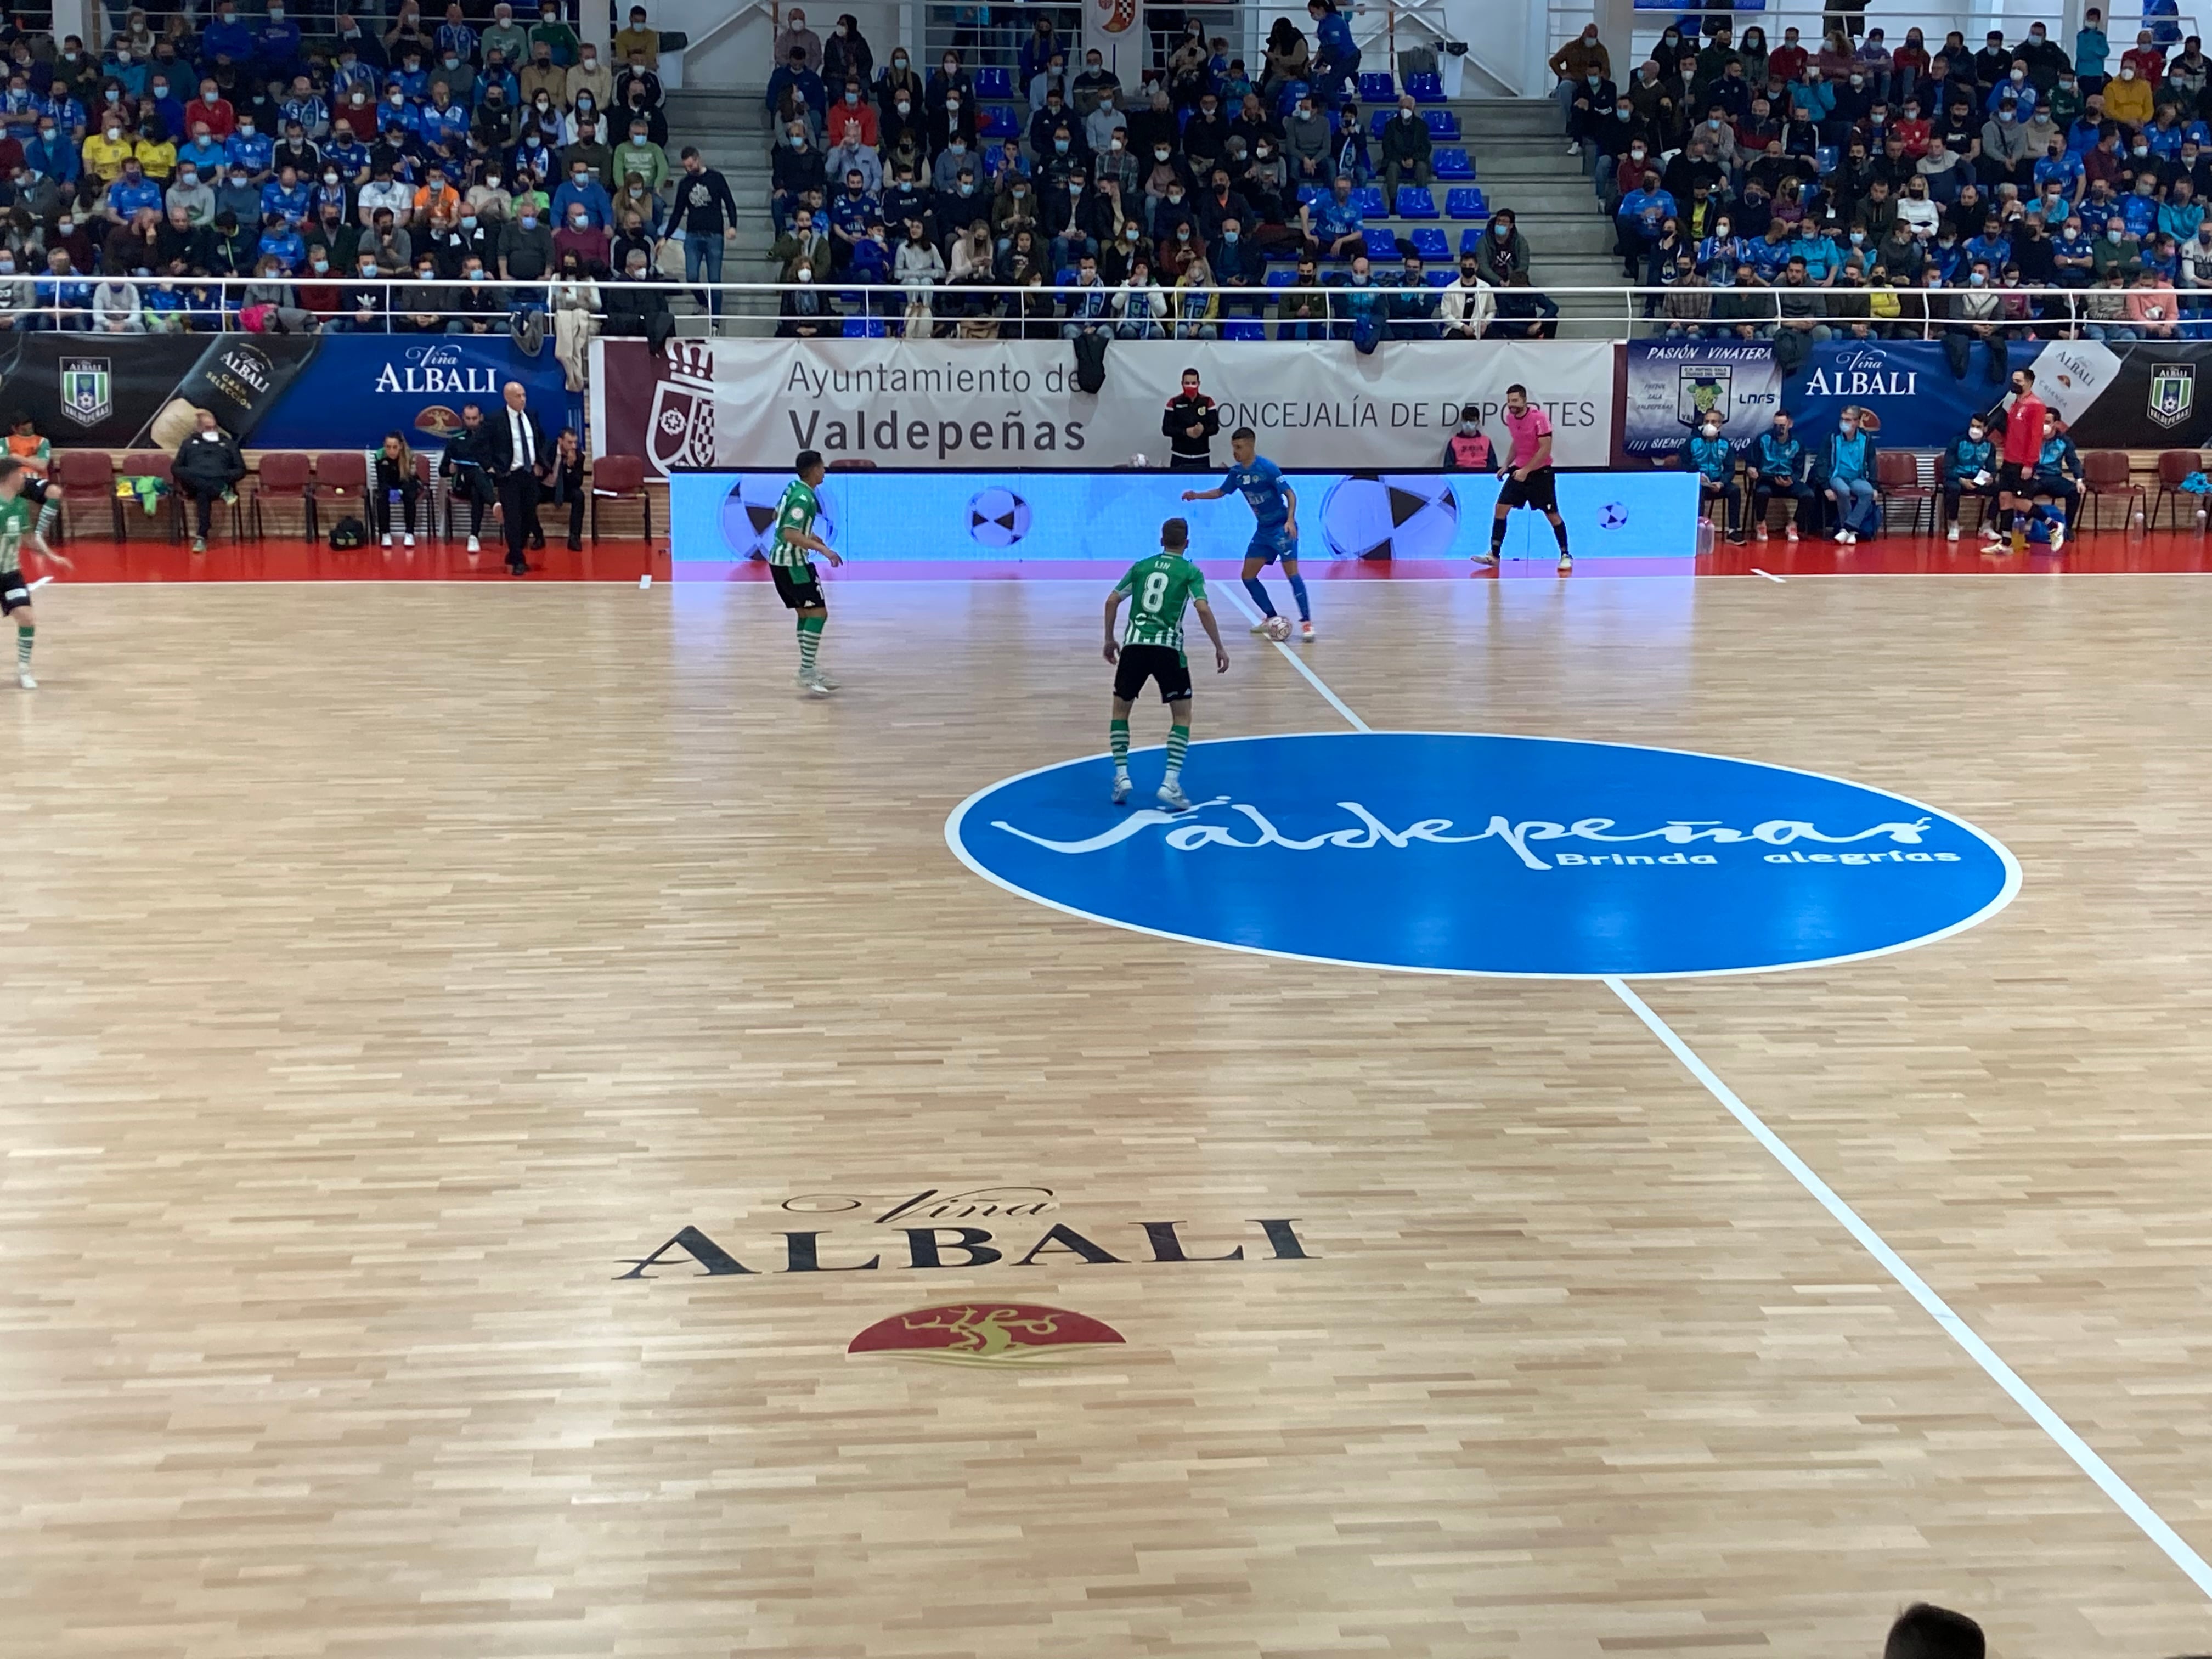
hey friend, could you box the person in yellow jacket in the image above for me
[2104,63,2155,128]
[133,129,177,182]
[82,122,138,181]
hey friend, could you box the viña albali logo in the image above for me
[948,732,2018,978]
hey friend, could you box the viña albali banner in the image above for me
[1622,339,1784,458]
[592,337,1617,473]
[0,333,568,451]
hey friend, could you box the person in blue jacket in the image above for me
[1749,411,1817,540]
[1307,0,1359,110]
[1678,417,1744,542]
[1940,414,1999,539]
[1820,405,1882,544]
[2031,411,2083,527]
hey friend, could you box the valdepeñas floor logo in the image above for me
[945,732,2019,979]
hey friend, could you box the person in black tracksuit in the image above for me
[1160,367,1220,469]
[542,426,588,550]
[439,403,498,549]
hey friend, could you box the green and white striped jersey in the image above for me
[769,478,819,567]
[1114,552,1207,657]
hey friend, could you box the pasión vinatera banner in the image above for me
[590,337,1618,474]
[0,333,567,451]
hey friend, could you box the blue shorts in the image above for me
[1245,524,1297,565]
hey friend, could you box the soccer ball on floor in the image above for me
[967,486,1032,548]
[1263,615,1293,641]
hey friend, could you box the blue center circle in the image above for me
[945,732,2019,979]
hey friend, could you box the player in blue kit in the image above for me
[1180,427,1314,643]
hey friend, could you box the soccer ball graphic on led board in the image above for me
[967,486,1033,548]
[719,476,835,560]
[1319,473,1459,560]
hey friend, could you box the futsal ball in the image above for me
[720,476,834,562]
[1320,473,1460,560]
[1598,500,1630,532]
[967,486,1032,548]
[1263,615,1293,641]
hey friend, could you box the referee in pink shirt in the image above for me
[1476,384,1573,574]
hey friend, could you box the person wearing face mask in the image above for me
[2105,57,2155,129]
[928,76,979,161]
[1745,414,1812,541]
[769,120,825,232]
[1549,23,1613,132]
[1678,414,1744,543]
[764,43,826,130]
[1936,417,2001,540]
[1818,406,1881,546]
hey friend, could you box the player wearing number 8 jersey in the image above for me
[1104,516,1229,812]
[770,450,847,695]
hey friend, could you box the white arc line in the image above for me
[1750,567,1786,583]
[1216,583,1370,732]
[1234,596,2212,1600]
[1606,976,2212,1600]
[29,575,52,591]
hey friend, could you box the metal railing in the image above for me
[0,273,2131,341]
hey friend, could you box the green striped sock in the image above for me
[1164,723,1189,785]
[35,502,56,539]
[15,625,31,672]
[797,614,822,676]
[1109,718,1130,777]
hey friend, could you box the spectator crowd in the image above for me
[0,0,712,370]
[1556,8,2212,365]
[758,3,1556,343]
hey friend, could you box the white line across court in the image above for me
[1236,601,2212,1602]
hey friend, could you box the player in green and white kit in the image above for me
[1104,516,1228,811]
[0,456,71,690]
[769,450,846,695]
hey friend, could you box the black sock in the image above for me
[1551,517,1570,553]
[1489,516,1506,554]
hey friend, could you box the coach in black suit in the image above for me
[483,380,550,576]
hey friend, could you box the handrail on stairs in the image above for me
[665,0,779,91]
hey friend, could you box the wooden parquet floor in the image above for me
[1,575,2208,1658]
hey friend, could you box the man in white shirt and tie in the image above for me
[487,380,549,576]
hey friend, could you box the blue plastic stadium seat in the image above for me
[1054,266,1076,286]
[1274,77,1310,117]
[1354,183,1386,216]
[1224,317,1267,340]
[1395,185,1438,219]
[1296,182,1326,207]
[1409,227,1449,259]
[842,316,886,337]
[1816,143,1839,175]
[1425,268,1454,287]
[1263,240,1300,259]
[1408,71,1445,103]
[1358,72,1395,102]
[1363,227,1401,259]
[980,104,1019,138]
[1445,187,1488,221]
[1458,225,1492,255]
[974,66,1013,99]
[1265,266,1300,287]
[1433,146,1474,180]
[1368,109,1391,139]
[1422,109,1460,139]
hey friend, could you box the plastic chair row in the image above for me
[1367,108,1462,140]
[1358,71,1447,103]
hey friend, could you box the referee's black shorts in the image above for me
[1499,465,1558,514]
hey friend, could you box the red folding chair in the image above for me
[50,449,121,543]
[588,455,652,543]
[250,452,312,541]
[308,450,368,543]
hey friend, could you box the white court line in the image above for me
[1749,568,1786,583]
[29,575,51,591]
[1244,610,2212,1601]
[1215,582,1371,733]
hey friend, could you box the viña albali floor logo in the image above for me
[947,732,2019,978]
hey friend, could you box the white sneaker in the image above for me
[811,669,839,690]
[1111,775,1131,805]
[798,672,836,695]
[1299,620,1316,642]
[1471,550,1499,566]
[1784,524,1799,542]
[1248,618,1274,634]
[190,535,207,553]
[1834,529,1855,545]
[381,531,393,548]
[1156,781,1191,812]
[403,532,415,548]
[466,534,481,552]
[15,669,33,690]
[1946,524,1960,541]
[2049,523,2067,551]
